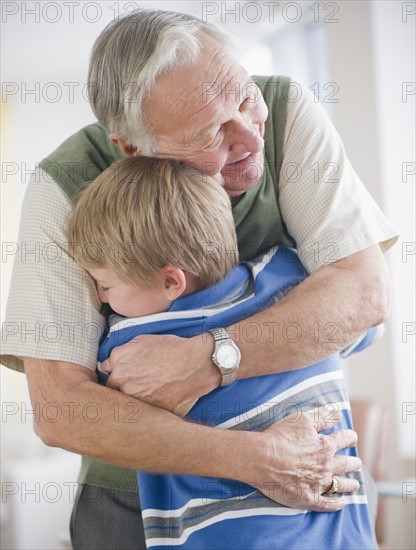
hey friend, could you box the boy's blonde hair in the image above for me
[67,157,239,288]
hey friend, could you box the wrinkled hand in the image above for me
[252,408,361,511]
[100,334,219,416]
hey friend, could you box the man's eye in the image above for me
[202,127,225,151]
[100,286,109,292]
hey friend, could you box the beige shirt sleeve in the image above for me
[278,81,398,273]
[1,169,104,372]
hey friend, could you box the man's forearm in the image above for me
[23,357,264,479]
[233,244,390,377]
[23,357,362,512]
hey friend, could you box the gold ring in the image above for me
[326,476,339,495]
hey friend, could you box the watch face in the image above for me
[217,344,239,369]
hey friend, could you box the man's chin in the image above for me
[221,170,264,197]
[222,182,257,197]
[220,153,264,196]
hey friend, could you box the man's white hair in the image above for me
[88,9,239,155]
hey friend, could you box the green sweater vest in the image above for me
[39,75,295,492]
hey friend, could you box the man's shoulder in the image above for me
[41,122,117,162]
[248,76,293,187]
[39,122,124,199]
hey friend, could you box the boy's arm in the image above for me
[23,356,361,512]
[104,243,390,415]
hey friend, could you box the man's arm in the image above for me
[103,243,390,415]
[234,243,390,375]
[24,357,361,512]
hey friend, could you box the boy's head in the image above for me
[67,157,239,316]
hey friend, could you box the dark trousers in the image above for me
[70,484,146,550]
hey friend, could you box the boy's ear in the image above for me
[161,266,187,301]
[109,133,141,157]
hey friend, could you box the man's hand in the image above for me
[101,333,220,416]
[253,409,361,511]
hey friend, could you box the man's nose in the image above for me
[229,117,264,156]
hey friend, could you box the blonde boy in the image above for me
[67,156,238,317]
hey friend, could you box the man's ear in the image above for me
[161,266,187,300]
[109,133,141,157]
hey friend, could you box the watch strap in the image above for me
[209,327,229,343]
[209,327,240,386]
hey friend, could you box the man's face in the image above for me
[143,34,269,197]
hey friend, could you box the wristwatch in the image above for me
[209,328,241,386]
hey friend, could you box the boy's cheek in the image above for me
[97,288,109,303]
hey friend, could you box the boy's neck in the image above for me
[181,272,204,297]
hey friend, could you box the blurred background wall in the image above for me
[1,1,415,548]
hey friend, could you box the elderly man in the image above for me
[1,9,397,550]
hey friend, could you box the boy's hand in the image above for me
[101,333,219,416]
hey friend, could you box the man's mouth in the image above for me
[221,152,256,175]
[224,152,252,167]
